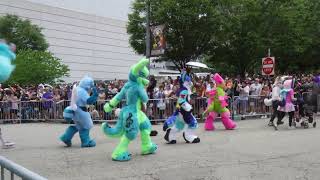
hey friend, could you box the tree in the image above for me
[0,14,48,51]
[205,0,320,76]
[127,0,222,71]
[7,49,69,85]
[0,14,69,84]
[129,0,319,75]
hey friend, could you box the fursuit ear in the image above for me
[132,58,149,75]
[70,84,78,111]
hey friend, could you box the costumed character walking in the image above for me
[276,79,296,130]
[0,39,15,82]
[163,70,200,144]
[60,76,98,147]
[204,73,236,131]
[0,39,16,149]
[101,58,157,161]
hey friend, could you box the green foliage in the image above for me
[206,0,320,76]
[0,14,48,51]
[7,49,69,85]
[129,0,320,76]
[0,14,70,85]
[128,0,222,71]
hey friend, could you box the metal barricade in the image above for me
[148,98,177,122]
[0,95,279,124]
[232,95,272,119]
[0,156,47,180]
[0,100,20,124]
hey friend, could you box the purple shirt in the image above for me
[42,92,53,108]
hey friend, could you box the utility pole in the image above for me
[145,0,151,59]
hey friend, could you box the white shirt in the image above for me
[250,83,262,96]
[271,86,281,101]
[239,85,250,100]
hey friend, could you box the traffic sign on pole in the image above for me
[262,57,275,75]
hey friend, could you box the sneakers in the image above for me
[277,121,284,125]
[268,121,273,126]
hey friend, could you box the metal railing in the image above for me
[0,156,47,180]
[0,94,318,123]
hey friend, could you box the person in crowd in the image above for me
[260,84,270,118]
[53,88,62,119]
[7,89,19,122]
[239,81,250,119]
[42,86,54,121]
[155,85,166,119]
[2,89,11,120]
[97,86,106,120]
[164,83,174,118]
[310,75,320,114]
[147,76,157,100]
[249,78,262,115]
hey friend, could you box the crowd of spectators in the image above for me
[0,80,125,121]
[146,73,318,120]
[0,73,318,122]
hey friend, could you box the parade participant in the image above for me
[163,70,200,144]
[60,76,98,147]
[0,39,16,83]
[276,79,296,130]
[102,58,157,161]
[0,39,16,149]
[267,76,284,127]
[204,73,237,131]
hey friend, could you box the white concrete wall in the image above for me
[0,0,142,82]
[25,0,133,21]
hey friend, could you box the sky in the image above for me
[26,0,134,21]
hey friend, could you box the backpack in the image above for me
[278,91,288,107]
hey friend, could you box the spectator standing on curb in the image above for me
[42,86,53,121]
[155,85,166,119]
[239,81,250,119]
[249,78,262,115]
[7,89,19,123]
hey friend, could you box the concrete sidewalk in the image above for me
[1,117,320,180]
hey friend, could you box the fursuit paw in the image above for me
[226,123,237,130]
[164,128,176,144]
[150,130,158,136]
[183,132,200,144]
[204,122,215,131]
[112,152,132,162]
[59,135,72,147]
[141,143,158,155]
[2,142,15,149]
[81,140,96,148]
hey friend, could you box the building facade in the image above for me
[0,0,142,82]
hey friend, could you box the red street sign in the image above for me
[262,57,275,75]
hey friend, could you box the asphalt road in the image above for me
[1,117,320,180]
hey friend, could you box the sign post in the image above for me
[261,57,275,76]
